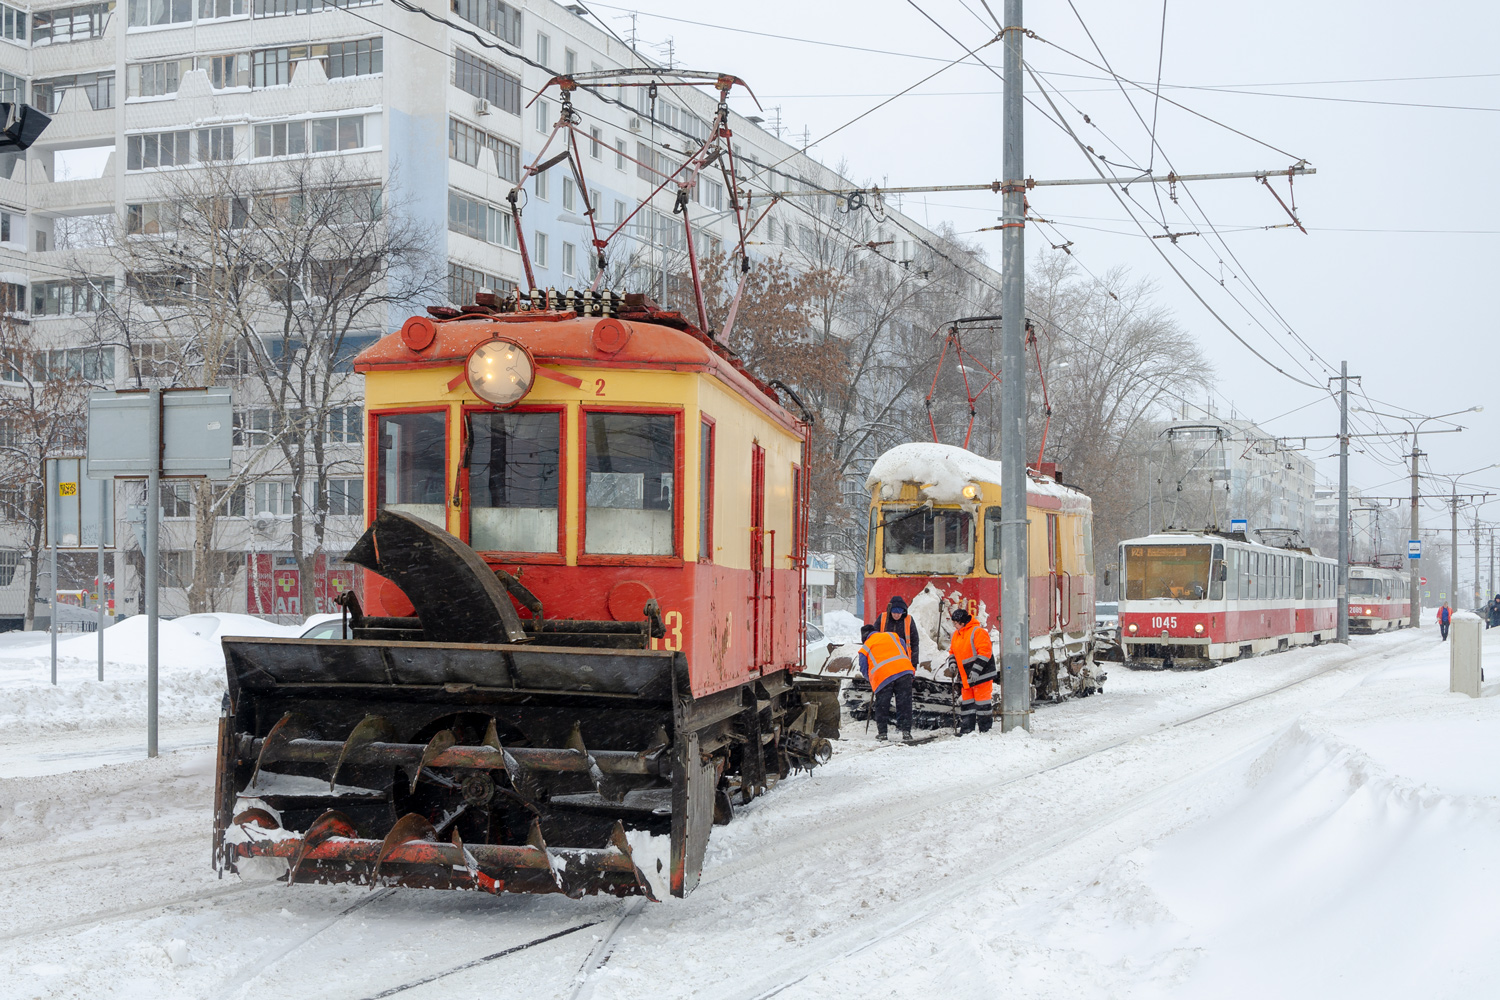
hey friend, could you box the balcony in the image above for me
[35,88,117,149]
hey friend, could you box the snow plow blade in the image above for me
[213,512,746,900]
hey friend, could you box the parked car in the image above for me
[299,613,344,639]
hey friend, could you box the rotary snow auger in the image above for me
[214,511,831,899]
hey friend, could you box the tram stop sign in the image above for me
[1408,539,1421,560]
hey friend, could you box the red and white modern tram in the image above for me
[1346,565,1413,633]
[1118,531,1341,668]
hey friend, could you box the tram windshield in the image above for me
[1348,578,1380,596]
[1125,544,1210,600]
[882,505,974,576]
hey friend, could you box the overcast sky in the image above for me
[585,0,1500,517]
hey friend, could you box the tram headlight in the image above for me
[961,483,980,500]
[1127,623,1138,634]
[465,338,535,407]
[1194,623,1204,635]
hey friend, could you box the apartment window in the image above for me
[324,404,361,444]
[34,231,45,252]
[447,191,517,249]
[0,550,18,586]
[198,126,234,161]
[0,72,21,105]
[128,61,189,98]
[129,340,176,379]
[0,282,19,314]
[0,211,12,244]
[564,48,576,74]
[326,37,382,78]
[233,407,279,446]
[160,551,193,588]
[535,97,549,133]
[33,347,115,381]
[206,53,249,89]
[588,126,602,160]
[252,47,291,87]
[561,241,575,277]
[614,200,625,225]
[0,4,25,41]
[253,117,363,157]
[447,262,515,305]
[327,478,363,516]
[453,50,521,115]
[534,232,548,268]
[535,31,549,68]
[34,73,115,112]
[561,177,578,213]
[160,482,192,519]
[127,130,192,170]
[448,118,520,182]
[33,3,112,43]
[699,177,724,211]
[31,278,113,316]
[449,0,520,46]
[614,138,625,170]
[533,167,548,201]
[253,481,294,517]
[126,201,180,234]
[127,0,192,27]
[199,0,245,17]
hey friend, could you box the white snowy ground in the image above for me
[1,616,1497,999]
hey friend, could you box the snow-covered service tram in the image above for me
[807,443,1105,719]
[1119,531,1342,668]
[1346,565,1413,633]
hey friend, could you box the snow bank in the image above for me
[0,614,304,737]
[866,441,1081,502]
[820,610,865,644]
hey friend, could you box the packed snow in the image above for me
[866,441,1081,502]
[2,614,1497,998]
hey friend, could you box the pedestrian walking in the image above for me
[875,594,920,665]
[857,622,916,742]
[947,608,996,735]
[1438,603,1451,641]
[1488,595,1500,629]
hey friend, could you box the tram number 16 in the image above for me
[1149,615,1178,629]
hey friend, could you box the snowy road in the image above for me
[4,625,1498,999]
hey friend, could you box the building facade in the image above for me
[0,0,964,622]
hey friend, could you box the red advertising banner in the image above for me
[246,553,359,616]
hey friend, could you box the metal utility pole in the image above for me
[1410,441,1422,627]
[998,0,1030,733]
[1474,513,1482,610]
[97,481,106,682]
[1335,362,1351,644]
[145,388,160,758]
[49,472,58,684]
[1490,526,1495,600]
[1450,485,1459,613]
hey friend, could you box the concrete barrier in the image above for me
[1450,611,1483,697]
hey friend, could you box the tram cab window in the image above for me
[1348,578,1377,596]
[884,506,974,576]
[467,410,560,553]
[1125,544,1210,600]
[377,411,447,530]
[984,506,1002,574]
[1209,544,1225,601]
[584,412,675,556]
[867,507,879,574]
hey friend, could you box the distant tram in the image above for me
[1119,531,1345,668]
[1346,565,1413,633]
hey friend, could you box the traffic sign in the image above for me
[1420,577,1428,585]
[1408,539,1421,560]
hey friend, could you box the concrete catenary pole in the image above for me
[1336,362,1349,644]
[1451,485,1459,617]
[998,0,1031,732]
[1410,439,1421,627]
[146,387,161,758]
[1474,512,1482,610]
[49,463,57,685]
[97,479,105,682]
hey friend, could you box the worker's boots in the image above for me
[875,729,889,742]
[901,730,915,743]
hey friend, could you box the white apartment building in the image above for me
[0,0,968,624]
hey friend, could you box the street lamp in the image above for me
[1350,404,1483,626]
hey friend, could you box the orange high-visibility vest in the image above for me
[949,621,996,688]
[861,631,915,693]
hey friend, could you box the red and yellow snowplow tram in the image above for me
[1346,565,1412,633]
[214,292,840,901]
[1120,532,1343,668]
[845,443,1103,711]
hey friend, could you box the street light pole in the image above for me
[1451,485,1459,614]
[1336,362,1350,644]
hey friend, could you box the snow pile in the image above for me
[820,610,865,644]
[866,441,1082,502]
[0,613,305,737]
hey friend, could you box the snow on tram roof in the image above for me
[866,442,1084,503]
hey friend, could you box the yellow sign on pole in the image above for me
[59,481,77,497]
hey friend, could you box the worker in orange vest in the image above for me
[948,608,996,734]
[857,622,916,742]
[875,594,920,665]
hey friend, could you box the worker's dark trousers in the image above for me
[875,673,914,735]
[1441,621,1450,640]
